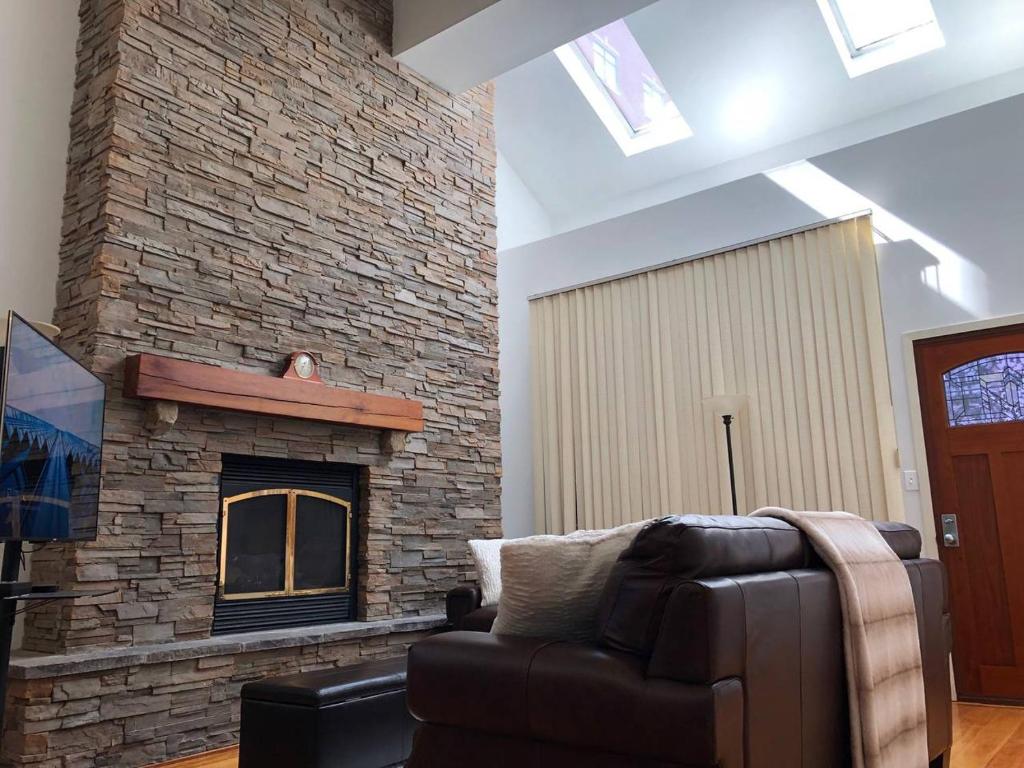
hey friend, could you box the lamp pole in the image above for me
[722,414,739,516]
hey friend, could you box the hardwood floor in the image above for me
[150,703,1024,767]
[952,703,1024,767]
[149,747,238,768]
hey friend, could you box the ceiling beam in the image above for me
[393,0,659,93]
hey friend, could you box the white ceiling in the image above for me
[496,0,1024,236]
[393,0,658,92]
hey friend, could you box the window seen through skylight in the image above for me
[592,41,619,93]
[555,19,691,156]
[818,0,944,76]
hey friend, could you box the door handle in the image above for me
[941,514,960,548]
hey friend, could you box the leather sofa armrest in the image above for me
[408,631,554,735]
[904,559,953,762]
[873,521,922,559]
[446,585,482,630]
[647,578,745,684]
[408,631,745,768]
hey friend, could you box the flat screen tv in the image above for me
[0,312,105,541]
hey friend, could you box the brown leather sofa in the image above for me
[444,583,495,632]
[407,515,952,768]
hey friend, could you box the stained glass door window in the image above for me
[943,353,1024,426]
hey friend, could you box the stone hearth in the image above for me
[2,0,500,764]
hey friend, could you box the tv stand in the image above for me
[0,541,25,729]
[0,541,110,746]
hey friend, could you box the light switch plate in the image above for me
[902,470,919,491]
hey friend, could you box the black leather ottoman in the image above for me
[239,656,415,768]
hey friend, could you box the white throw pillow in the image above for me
[468,538,506,607]
[491,521,648,642]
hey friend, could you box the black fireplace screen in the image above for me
[212,455,358,635]
[220,488,350,599]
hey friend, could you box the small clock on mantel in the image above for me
[282,351,323,383]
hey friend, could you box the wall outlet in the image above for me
[902,470,920,492]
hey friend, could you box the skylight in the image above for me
[555,20,692,157]
[817,0,944,77]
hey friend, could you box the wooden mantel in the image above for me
[123,353,424,433]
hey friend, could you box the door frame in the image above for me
[904,312,1024,561]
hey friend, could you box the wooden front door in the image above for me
[915,324,1024,703]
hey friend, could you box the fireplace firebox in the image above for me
[212,455,360,635]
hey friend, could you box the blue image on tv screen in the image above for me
[0,313,105,541]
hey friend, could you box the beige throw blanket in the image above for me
[752,507,929,768]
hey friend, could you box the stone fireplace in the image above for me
[1,0,500,764]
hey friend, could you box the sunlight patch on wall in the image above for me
[764,161,987,317]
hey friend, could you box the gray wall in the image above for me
[496,150,552,251]
[0,0,78,324]
[499,94,1024,540]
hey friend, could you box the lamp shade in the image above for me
[0,313,61,341]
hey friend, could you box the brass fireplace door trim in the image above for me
[218,488,352,600]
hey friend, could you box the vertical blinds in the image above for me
[529,215,902,534]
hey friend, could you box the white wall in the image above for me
[0,0,79,326]
[498,94,1024,540]
[1,0,78,648]
[496,151,552,252]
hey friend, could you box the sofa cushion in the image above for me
[616,515,811,577]
[596,515,923,656]
[596,516,808,655]
[407,632,741,766]
[468,538,506,607]
[492,521,647,642]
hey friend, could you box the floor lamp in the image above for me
[703,395,748,516]
[721,414,738,516]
